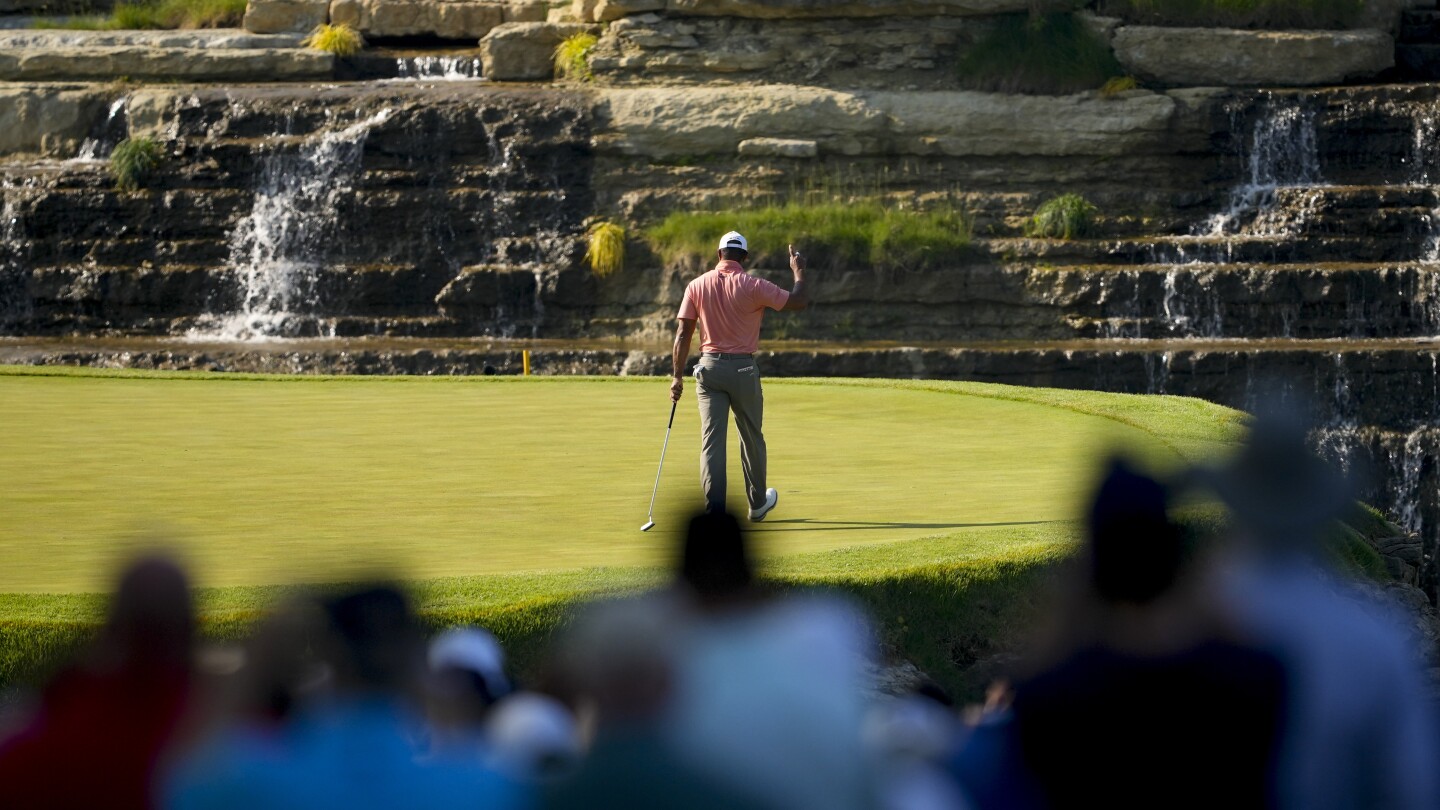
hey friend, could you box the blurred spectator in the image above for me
[666,510,882,810]
[165,585,523,810]
[424,626,511,756]
[544,594,769,810]
[0,555,196,810]
[484,692,581,781]
[951,460,1287,809]
[1210,406,1440,810]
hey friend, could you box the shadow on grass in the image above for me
[754,519,1059,532]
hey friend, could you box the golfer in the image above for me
[670,231,810,520]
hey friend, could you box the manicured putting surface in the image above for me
[0,369,1229,593]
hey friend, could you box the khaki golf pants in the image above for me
[694,353,767,512]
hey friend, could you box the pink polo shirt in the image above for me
[677,260,790,355]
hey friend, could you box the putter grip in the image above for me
[667,400,677,429]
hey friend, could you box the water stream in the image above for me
[189,108,392,340]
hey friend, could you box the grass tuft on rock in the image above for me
[1026,194,1099,240]
[1099,0,1363,30]
[554,32,598,82]
[32,0,245,29]
[956,12,1123,95]
[109,136,162,192]
[302,23,364,56]
[585,220,626,277]
[647,201,971,268]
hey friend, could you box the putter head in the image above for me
[640,520,656,532]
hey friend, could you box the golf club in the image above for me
[640,400,678,532]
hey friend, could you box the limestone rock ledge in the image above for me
[1113,26,1394,87]
[594,85,1201,159]
[0,47,335,83]
[574,0,1055,22]
[481,21,599,81]
[324,0,549,39]
[0,84,113,157]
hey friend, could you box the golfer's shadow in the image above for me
[751,518,1056,532]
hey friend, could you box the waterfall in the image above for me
[1200,100,1322,238]
[72,96,130,162]
[192,108,392,341]
[393,56,484,81]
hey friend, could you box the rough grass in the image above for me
[585,220,626,277]
[1026,193,1100,239]
[646,201,972,269]
[302,23,364,56]
[1099,0,1363,29]
[31,0,245,29]
[956,12,1124,95]
[109,136,162,191]
[554,32,598,82]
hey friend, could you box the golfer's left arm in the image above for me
[671,318,696,402]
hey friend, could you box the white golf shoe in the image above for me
[749,488,779,521]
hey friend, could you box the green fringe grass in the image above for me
[585,221,627,277]
[1026,194,1099,240]
[956,12,1124,95]
[554,32,598,82]
[109,136,162,192]
[302,23,364,56]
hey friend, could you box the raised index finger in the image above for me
[788,243,797,257]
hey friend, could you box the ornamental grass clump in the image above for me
[1027,194,1099,240]
[646,201,971,268]
[109,136,163,192]
[554,32,598,82]
[956,12,1123,95]
[585,221,626,277]
[303,23,365,56]
[1099,0,1362,30]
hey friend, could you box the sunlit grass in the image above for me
[31,0,245,29]
[646,201,971,268]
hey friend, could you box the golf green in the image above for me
[0,368,1244,594]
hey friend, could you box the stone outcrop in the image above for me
[588,12,982,88]
[572,0,1056,22]
[480,21,598,81]
[326,0,548,39]
[0,47,334,83]
[1113,26,1394,87]
[593,85,1195,158]
[243,0,330,33]
[0,84,113,157]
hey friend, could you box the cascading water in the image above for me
[0,176,36,329]
[393,56,484,81]
[72,96,130,162]
[191,108,392,341]
[1201,98,1323,238]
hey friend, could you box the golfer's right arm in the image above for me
[672,318,696,402]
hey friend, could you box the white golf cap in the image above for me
[718,231,748,252]
[429,626,510,699]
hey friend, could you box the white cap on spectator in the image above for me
[429,627,509,699]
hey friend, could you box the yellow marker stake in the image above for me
[522,350,531,376]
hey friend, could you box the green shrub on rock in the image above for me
[956,12,1124,95]
[1026,194,1099,240]
[109,137,162,192]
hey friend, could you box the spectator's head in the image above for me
[426,627,511,727]
[1086,459,1185,605]
[234,597,328,724]
[484,692,581,781]
[99,554,194,671]
[319,585,423,695]
[677,510,754,606]
[555,598,676,728]
[1209,398,1353,552]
